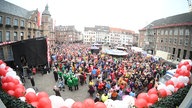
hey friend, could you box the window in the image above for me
[160,38,163,43]
[14,32,17,41]
[179,28,184,36]
[157,29,160,35]
[169,29,173,35]
[165,38,168,43]
[0,31,2,42]
[161,29,164,35]
[174,38,177,45]
[28,22,31,28]
[191,40,192,47]
[185,29,189,35]
[20,32,24,40]
[7,46,13,61]
[179,39,183,45]
[169,38,172,44]
[0,16,2,24]
[6,17,11,25]
[0,48,4,60]
[174,28,178,35]
[165,30,168,35]
[6,31,10,41]
[14,19,18,26]
[20,20,24,27]
[184,39,189,46]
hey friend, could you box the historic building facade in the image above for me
[83,25,136,46]
[139,12,192,60]
[54,25,81,44]
[0,0,55,61]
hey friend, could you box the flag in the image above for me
[37,11,41,27]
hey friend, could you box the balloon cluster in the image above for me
[0,59,191,108]
[134,60,192,108]
[0,60,107,108]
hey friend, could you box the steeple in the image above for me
[42,4,51,16]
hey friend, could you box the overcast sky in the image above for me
[6,0,190,33]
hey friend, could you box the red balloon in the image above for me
[72,102,84,108]
[7,90,15,96]
[183,70,190,77]
[176,82,185,89]
[0,60,4,65]
[37,97,51,108]
[135,98,148,108]
[165,80,174,86]
[2,82,8,91]
[83,98,95,108]
[0,68,8,76]
[37,92,49,101]
[4,76,14,83]
[1,77,7,83]
[148,94,158,104]
[12,78,20,85]
[158,89,167,98]
[14,88,25,98]
[183,61,190,65]
[25,92,38,103]
[148,88,158,95]
[137,93,149,101]
[174,73,180,78]
[15,84,25,91]
[7,82,16,90]
[186,64,191,71]
[178,63,184,68]
[30,102,38,108]
[174,88,179,93]
[95,102,107,108]
[176,68,181,74]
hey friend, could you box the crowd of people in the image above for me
[49,43,173,102]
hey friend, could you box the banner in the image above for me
[37,11,41,27]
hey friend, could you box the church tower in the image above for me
[41,4,51,37]
[41,4,55,46]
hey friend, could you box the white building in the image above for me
[83,26,135,45]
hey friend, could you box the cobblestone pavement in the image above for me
[24,71,91,102]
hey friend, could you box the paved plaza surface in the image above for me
[24,71,91,102]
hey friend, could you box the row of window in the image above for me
[0,31,24,42]
[158,37,192,47]
[0,16,25,27]
[156,28,190,36]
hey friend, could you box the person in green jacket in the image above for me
[67,78,73,91]
[72,76,79,90]
[57,70,63,80]
[63,73,69,85]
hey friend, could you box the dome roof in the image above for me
[42,4,51,16]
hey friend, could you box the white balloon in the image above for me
[64,98,75,108]
[49,95,65,108]
[122,95,135,107]
[19,96,26,102]
[171,77,179,86]
[0,63,6,69]
[183,76,189,85]
[181,65,187,71]
[113,100,128,108]
[7,67,13,72]
[6,71,17,77]
[26,88,36,94]
[104,99,114,108]
[157,84,166,90]
[178,76,185,83]
[166,85,175,92]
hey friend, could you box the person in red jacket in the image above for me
[98,81,104,94]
